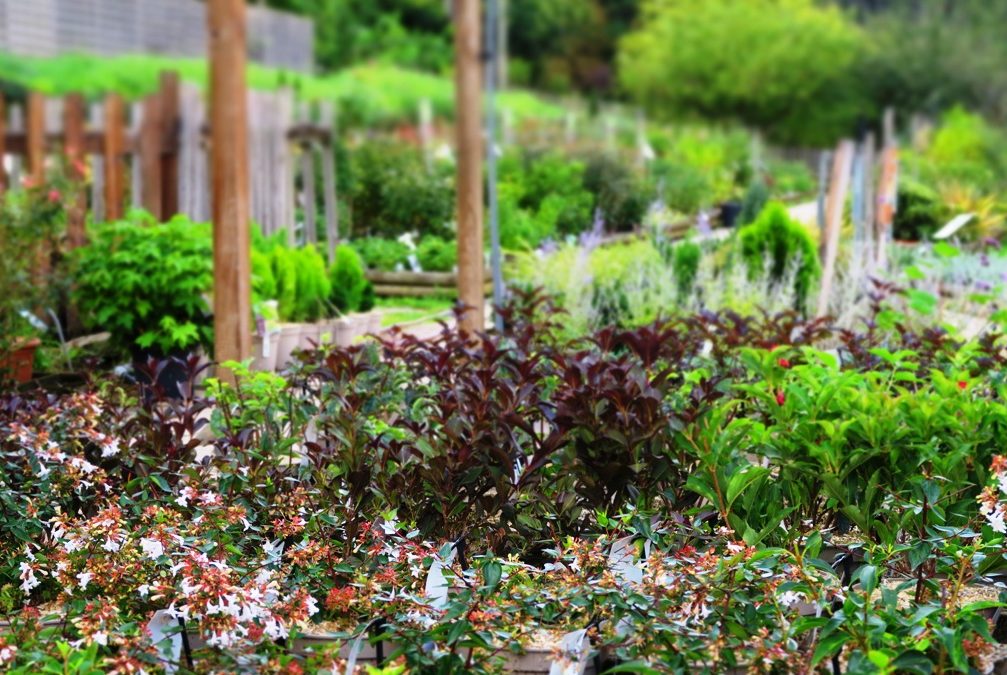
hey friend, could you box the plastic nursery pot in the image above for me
[297,322,323,351]
[0,337,41,383]
[274,323,305,369]
[503,630,597,675]
[505,648,597,675]
[718,200,743,229]
[365,310,383,337]
[251,329,281,372]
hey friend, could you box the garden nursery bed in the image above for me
[2,293,1007,674]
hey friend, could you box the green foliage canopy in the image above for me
[618,0,868,145]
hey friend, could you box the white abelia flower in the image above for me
[18,562,40,595]
[778,590,804,607]
[989,508,1007,534]
[100,438,121,458]
[140,537,165,560]
[77,571,93,590]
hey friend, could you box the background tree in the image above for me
[617,0,868,146]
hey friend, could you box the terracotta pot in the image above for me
[252,329,281,372]
[1,337,41,383]
[274,324,304,369]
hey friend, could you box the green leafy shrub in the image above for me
[768,159,816,197]
[672,240,702,297]
[512,152,594,235]
[652,159,712,214]
[352,236,411,271]
[924,107,1007,192]
[330,244,369,313]
[738,180,770,227]
[0,174,68,361]
[893,178,942,242]
[350,140,454,239]
[270,246,299,322]
[72,211,212,357]
[416,236,457,272]
[499,183,558,250]
[250,249,276,303]
[581,152,652,232]
[737,202,820,311]
[294,245,332,322]
[619,0,867,146]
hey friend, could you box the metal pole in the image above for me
[484,0,504,330]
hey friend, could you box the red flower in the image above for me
[777,358,791,368]
[775,390,786,406]
[47,189,61,203]
[957,380,968,391]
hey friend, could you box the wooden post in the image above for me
[104,94,126,221]
[63,94,87,332]
[209,0,253,377]
[454,0,485,332]
[26,92,45,185]
[320,101,339,265]
[160,71,181,219]
[816,140,854,318]
[139,90,164,219]
[63,94,88,250]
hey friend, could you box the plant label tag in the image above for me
[609,535,643,584]
[425,559,450,609]
[933,213,975,240]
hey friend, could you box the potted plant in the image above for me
[293,244,332,349]
[0,172,71,383]
[329,244,374,345]
[72,211,213,396]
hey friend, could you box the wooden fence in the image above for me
[0,0,313,72]
[0,71,340,261]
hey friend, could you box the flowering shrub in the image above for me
[2,297,1007,671]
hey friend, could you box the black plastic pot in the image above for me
[719,201,743,229]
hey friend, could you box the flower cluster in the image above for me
[978,455,1007,533]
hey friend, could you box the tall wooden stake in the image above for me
[454,0,484,332]
[103,94,126,221]
[209,0,253,378]
[817,140,855,318]
[63,94,88,332]
[63,94,87,250]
